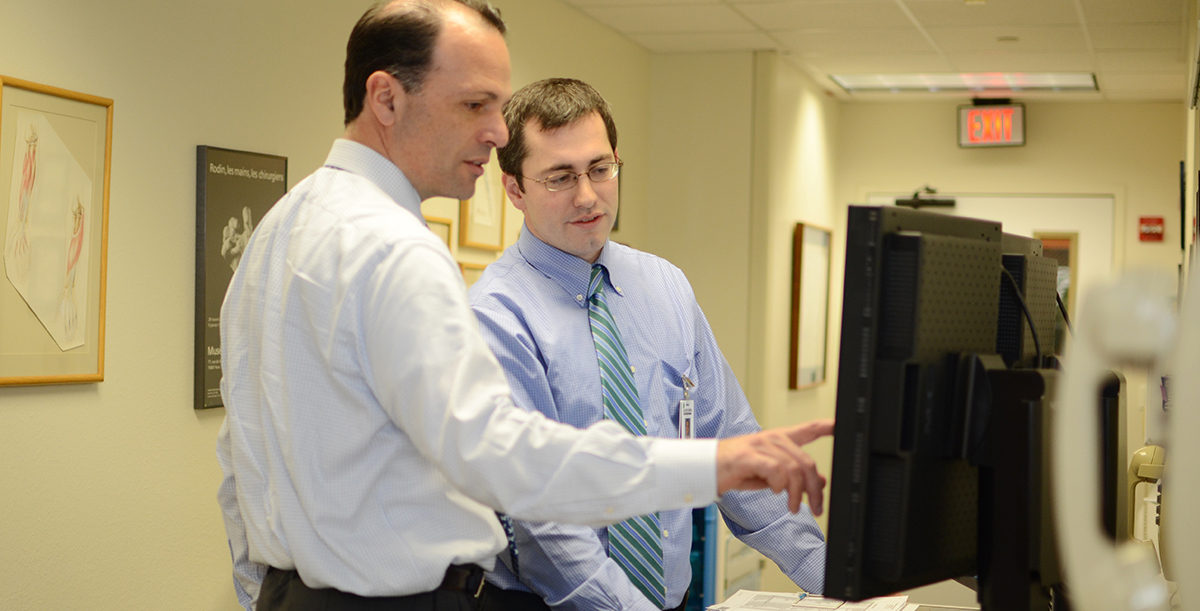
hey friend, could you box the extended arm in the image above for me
[364,244,718,525]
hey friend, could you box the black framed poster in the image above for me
[195,145,286,409]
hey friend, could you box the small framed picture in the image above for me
[459,261,487,288]
[425,215,453,249]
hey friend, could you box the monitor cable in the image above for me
[1056,290,1074,336]
[1001,267,1044,368]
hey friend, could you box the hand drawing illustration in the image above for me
[5,110,93,351]
[220,206,253,271]
[59,198,85,341]
[4,125,37,285]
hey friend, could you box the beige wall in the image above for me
[647,52,755,382]
[747,51,841,595]
[836,101,1186,273]
[0,1,652,609]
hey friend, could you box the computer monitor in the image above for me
[823,206,1066,610]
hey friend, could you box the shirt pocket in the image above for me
[657,358,696,436]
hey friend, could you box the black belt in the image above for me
[440,564,487,597]
[262,564,487,609]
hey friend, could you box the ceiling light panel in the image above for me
[831,72,1098,92]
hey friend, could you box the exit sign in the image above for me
[958,103,1025,147]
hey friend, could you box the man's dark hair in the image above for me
[498,78,618,190]
[342,0,506,125]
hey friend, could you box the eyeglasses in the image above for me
[522,160,622,192]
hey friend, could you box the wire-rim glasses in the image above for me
[522,159,623,192]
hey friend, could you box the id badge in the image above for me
[678,400,695,439]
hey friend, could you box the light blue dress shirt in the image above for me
[216,140,721,610]
[469,229,827,611]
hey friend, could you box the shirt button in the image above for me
[616,286,622,293]
[576,294,583,302]
[684,493,694,503]
[663,529,669,538]
[630,366,636,373]
[606,507,614,515]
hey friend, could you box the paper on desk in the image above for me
[709,591,909,611]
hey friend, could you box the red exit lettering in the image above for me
[967,108,1014,143]
[1139,216,1165,242]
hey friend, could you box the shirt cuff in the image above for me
[648,438,719,511]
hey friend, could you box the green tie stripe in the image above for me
[618,514,665,556]
[609,516,666,602]
[588,264,666,608]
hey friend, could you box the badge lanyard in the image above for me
[678,375,696,439]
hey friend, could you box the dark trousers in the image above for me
[259,566,483,611]
[477,582,689,611]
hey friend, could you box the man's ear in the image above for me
[363,71,403,127]
[502,173,526,212]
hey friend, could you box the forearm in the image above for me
[720,490,826,593]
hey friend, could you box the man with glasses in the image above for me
[469,78,827,611]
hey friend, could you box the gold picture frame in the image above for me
[424,215,453,249]
[458,155,505,251]
[0,76,112,386]
[459,261,487,288]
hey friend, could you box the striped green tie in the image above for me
[588,264,666,608]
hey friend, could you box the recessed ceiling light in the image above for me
[830,72,1097,94]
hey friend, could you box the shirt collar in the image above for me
[517,226,624,308]
[324,139,422,220]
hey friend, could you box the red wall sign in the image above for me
[1139,216,1165,242]
[958,104,1025,147]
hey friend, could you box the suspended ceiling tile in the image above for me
[1089,24,1183,51]
[927,25,1088,52]
[737,1,911,31]
[726,0,895,5]
[564,0,719,8]
[581,3,759,33]
[1098,72,1187,92]
[802,53,956,74]
[628,31,780,52]
[947,51,1096,72]
[1101,89,1186,101]
[773,28,937,54]
[1094,50,1187,72]
[903,0,1080,28]
[1076,0,1185,24]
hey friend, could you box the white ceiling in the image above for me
[561,0,1193,102]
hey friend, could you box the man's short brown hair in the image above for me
[497,78,618,190]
